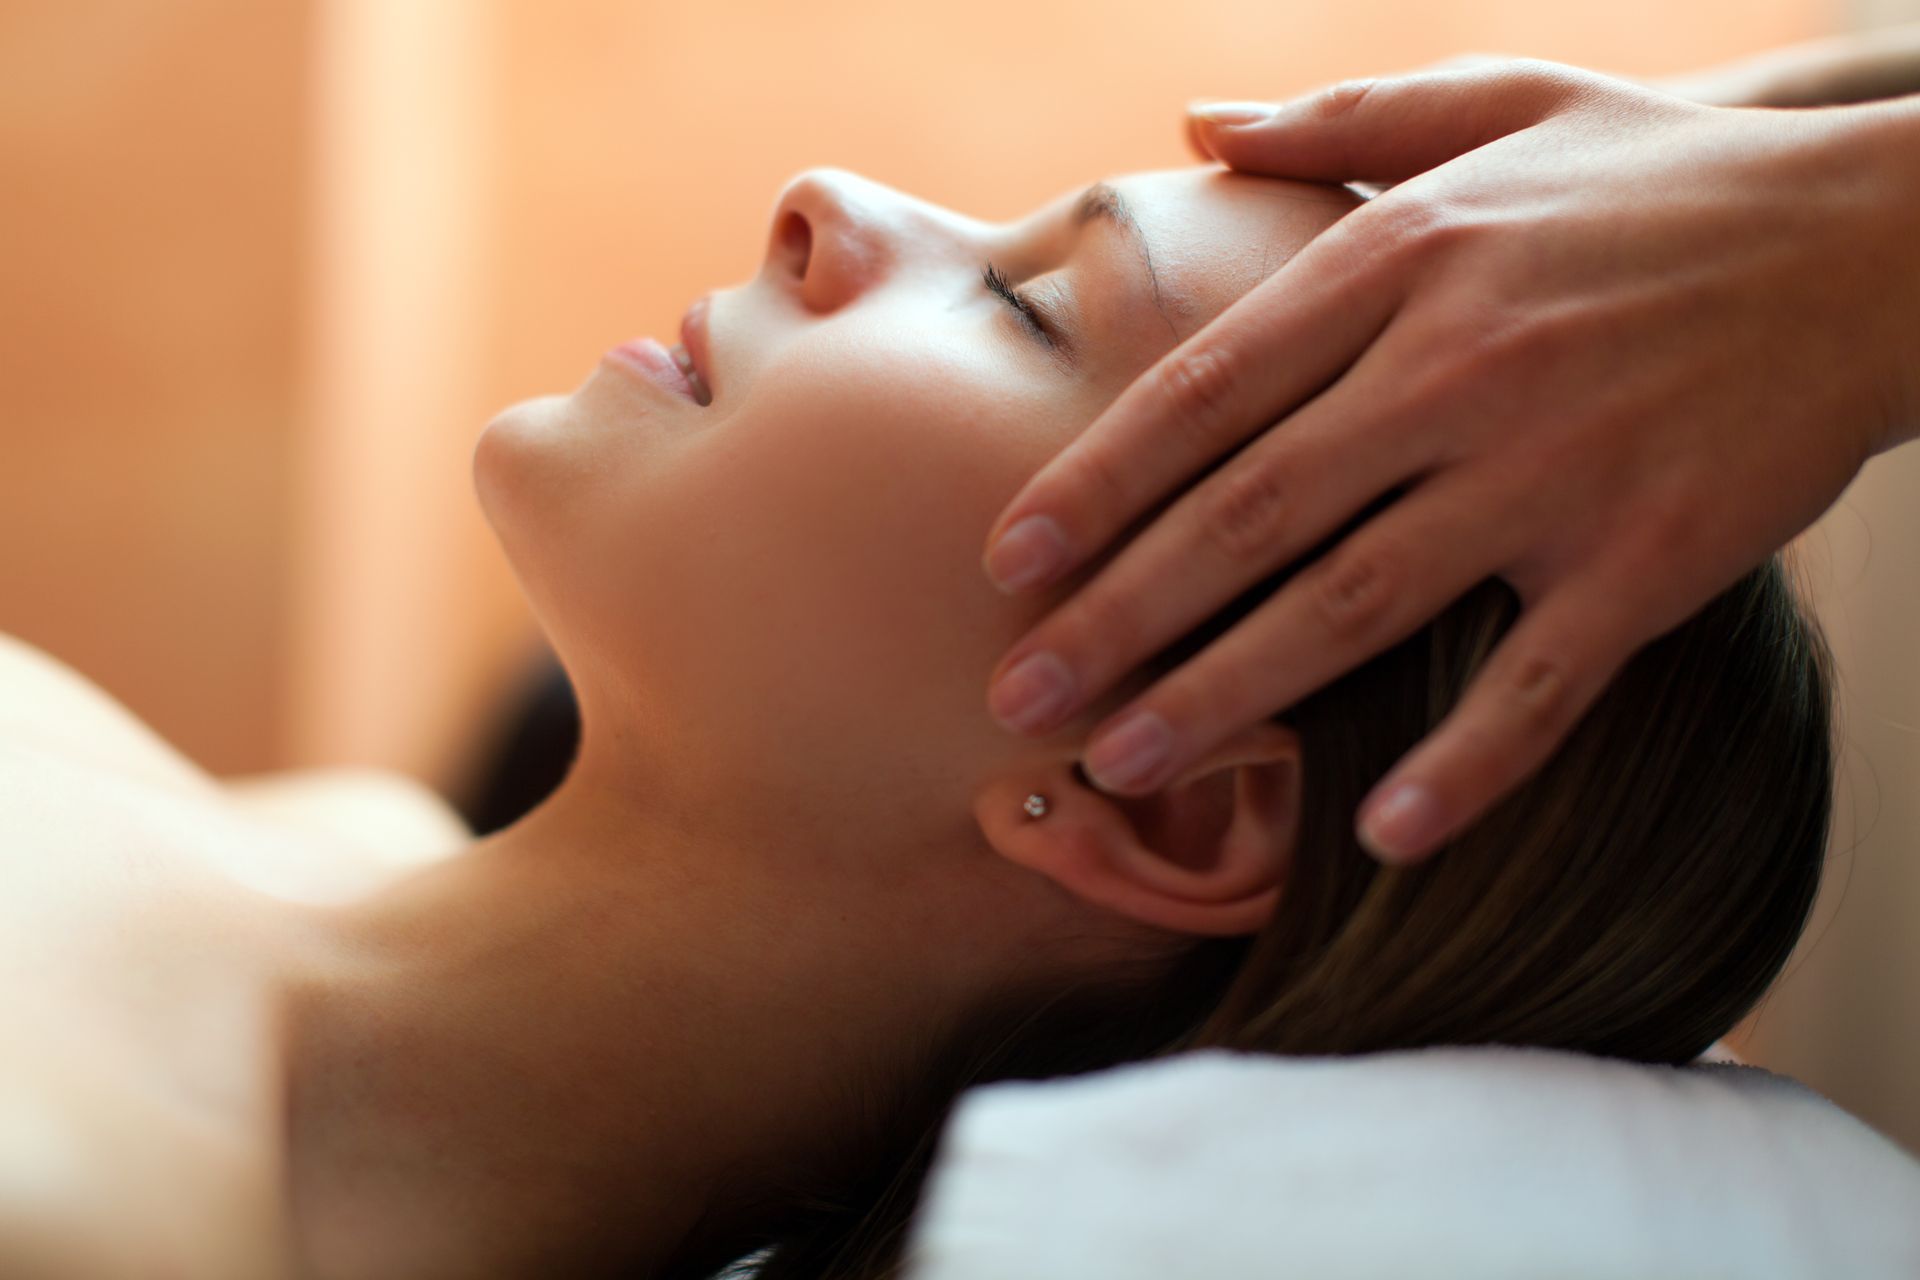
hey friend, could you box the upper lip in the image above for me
[680,296,716,401]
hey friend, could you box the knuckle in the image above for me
[1366,193,1468,272]
[1200,454,1290,561]
[1502,649,1574,738]
[1396,191,1462,240]
[1313,76,1381,123]
[1377,302,1509,427]
[1154,346,1241,449]
[1416,304,1581,408]
[1501,57,1590,105]
[1395,298,1509,393]
[1495,56,1560,87]
[1309,542,1399,640]
[1505,56,1563,81]
[1504,306,1591,368]
[1410,218,1475,272]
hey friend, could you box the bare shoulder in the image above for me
[0,631,472,866]
[0,1043,294,1280]
[0,1139,293,1280]
[222,767,473,867]
[0,631,215,793]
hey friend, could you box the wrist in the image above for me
[1826,98,1920,456]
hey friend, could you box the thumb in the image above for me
[1188,59,1600,184]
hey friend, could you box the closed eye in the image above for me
[982,262,1055,348]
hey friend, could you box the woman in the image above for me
[0,163,1831,1280]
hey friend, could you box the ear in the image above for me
[974,721,1301,937]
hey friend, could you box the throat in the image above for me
[272,776,966,1280]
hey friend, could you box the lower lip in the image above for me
[604,337,700,403]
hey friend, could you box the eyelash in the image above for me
[982,262,1054,346]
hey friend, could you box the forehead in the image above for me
[1076,167,1361,335]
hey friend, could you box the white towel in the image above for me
[902,1046,1920,1280]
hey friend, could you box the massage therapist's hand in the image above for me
[979,60,1920,865]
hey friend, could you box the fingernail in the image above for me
[1358,781,1442,863]
[1188,100,1277,127]
[989,651,1077,734]
[1085,711,1172,791]
[984,515,1069,594]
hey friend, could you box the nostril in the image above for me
[777,210,812,280]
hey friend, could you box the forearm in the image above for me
[1658,23,1920,108]
[1839,95,1920,455]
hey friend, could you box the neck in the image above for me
[273,756,995,1279]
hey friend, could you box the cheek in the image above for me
[630,328,1091,771]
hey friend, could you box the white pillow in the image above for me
[901,1046,1920,1280]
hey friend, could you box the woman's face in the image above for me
[475,166,1357,853]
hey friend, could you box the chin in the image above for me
[472,389,660,657]
[472,392,583,525]
[473,393,595,600]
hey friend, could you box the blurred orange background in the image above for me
[3,0,1916,1153]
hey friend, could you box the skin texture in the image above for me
[979,61,1920,866]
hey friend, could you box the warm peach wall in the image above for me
[0,1,308,775]
[1742,450,1920,1155]
[287,0,521,786]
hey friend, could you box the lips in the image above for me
[603,295,717,407]
[673,296,715,406]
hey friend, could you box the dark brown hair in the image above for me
[679,482,1837,1280]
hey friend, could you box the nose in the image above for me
[765,168,963,313]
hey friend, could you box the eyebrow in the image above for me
[1073,182,1178,342]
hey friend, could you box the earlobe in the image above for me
[976,722,1301,939]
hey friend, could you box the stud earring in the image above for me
[1022,793,1049,820]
